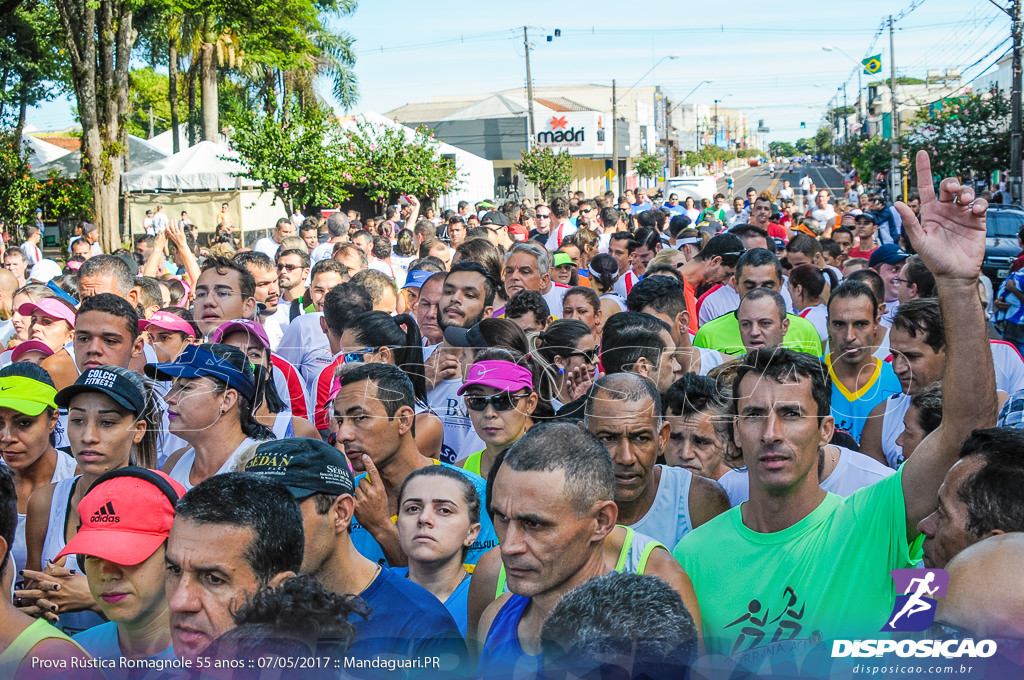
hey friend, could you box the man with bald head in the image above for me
[938,533,1024,642]
[737,288,789,354]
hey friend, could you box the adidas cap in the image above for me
[245,438,355,499]
[56,468,186,566]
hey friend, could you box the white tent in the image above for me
[31,135,168,179]
[24,136,71,168]
[340,112,494,210]
[121,141,251,191]
[148,124,230,155]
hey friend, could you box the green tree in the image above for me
[633,152,663,181]
[228,98,351,213]
[341,118,460,206]
[516,146,573,199]
[769,141,798,157]
[813,127,833,156]
[903,88,1011,184]
[37,170,94,222]
[0,133,40,232]
[126,68,179,138]
[0,0,65,148]
[836,135,891,182]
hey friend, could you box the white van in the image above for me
[664,176,718,202]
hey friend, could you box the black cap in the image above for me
[55,366,147,415]
[444,322,487,348]
[699,233,745,265]
[480,211,510,227]
[245,438,355,499]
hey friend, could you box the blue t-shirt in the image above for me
[347,566,469,678]
[73,621,182,680]
[824,355,903,443]
[351,462,498,569]
[391,567,472,638]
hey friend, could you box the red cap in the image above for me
[56,470,186,566]
[10,340,55,362]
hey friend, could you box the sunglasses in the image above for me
[277,263,302,272]
[465,391,530,412]
[537,214,551,219]
[566,346,601,364]
[343,345,401,363]
[580,208,592,213]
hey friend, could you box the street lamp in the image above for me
[664,79,711,175]
[612,54,680,195]
[822,45,864,125]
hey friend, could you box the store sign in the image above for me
[534,112,608,156]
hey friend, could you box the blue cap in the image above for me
[869,243,910,268]
[402,269,433,290]
[144,344,256,400]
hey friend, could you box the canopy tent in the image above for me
[120,141,252,191]
[339,111,495,209]
[24,136,71,168]
[31,135,168,179]
[147,124,230,156]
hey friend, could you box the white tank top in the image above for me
[270,411,294,439]
[13,452,77,578]
[167,437,264,491]
[880,393,912,469]
[599,293,627,312]
[40,475,105,634]
[627,465,694,548]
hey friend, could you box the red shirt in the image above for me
[314,354,345,431]
[766,222,788,243]
[849,245,878,260]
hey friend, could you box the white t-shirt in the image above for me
[263,304,293,351]
[310,241,336,264]
[717,446,896,506]
[542,283,570,316]
[991,340,1024,395]
[809,207,836,225]
[426,378,486,465]
[152,212,169,233]
[21,242,42,265]
[545,221,577,251]
[799,176,812,192]
[778,187,795,200]
[275,312,332,397]
[798,303,829,343]
[254,236,281,260]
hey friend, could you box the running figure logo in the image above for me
[881,568,949,632]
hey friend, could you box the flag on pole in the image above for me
[863,55,882,75]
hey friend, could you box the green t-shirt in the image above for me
[694,312,823,356]
[673,468,914,671]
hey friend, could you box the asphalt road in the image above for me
[717,161,847,210]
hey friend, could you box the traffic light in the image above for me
[800,121,806,129]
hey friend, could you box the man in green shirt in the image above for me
[694,305,822,357]
[673,151,996,674]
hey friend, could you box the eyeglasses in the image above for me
[580,208,592,213]
[892,278,909,285]
[343,345,401,363]
[277,263,302,272]
[566,346,601,364]
[465,392,530,412]
[194,289,241,301]
[537,214,551,219]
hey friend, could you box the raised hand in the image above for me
[894,150,988,281]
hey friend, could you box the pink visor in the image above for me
[11,340,55,362]
[209,319,270,348]
[66,260,83,272]
[458,360,534,395]
[139,311,195,336]
[19,298,76,327]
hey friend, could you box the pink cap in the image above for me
[11,340,55,362]
[209,319,270,348]
[139,311,195,337]
[458,360,534,395]
[18,298,76,327]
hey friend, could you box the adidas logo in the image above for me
[90,501,120,523]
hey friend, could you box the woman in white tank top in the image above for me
[0,365,77,582]
[20,366,158,635]
[150,343,274,491]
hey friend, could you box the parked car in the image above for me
[982,204,1024,286]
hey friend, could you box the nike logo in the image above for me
[474,367,495,377]
[0,386,12,391]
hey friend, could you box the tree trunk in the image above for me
[186,57,198,146]
[281,70,290,124]
[200,17,218,142]
[0,66,9,121]
[169,34,179,153]
[263,68,275,115]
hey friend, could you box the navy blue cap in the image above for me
[869,243,910,268]
[144,344,255,400]
[402,269,433,290]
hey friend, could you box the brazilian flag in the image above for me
[863,55,882,75]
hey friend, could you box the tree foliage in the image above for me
[814,127,833,156]
[126,68,180,138]
[902,88,1010,183]
[837,135,892,183]
[340,118,460,206]
[516,146,573,199]
[37,170,94,221]
[0,134,39,230]
[0,0,65,138]
[228,98,351,213]
[769,141,798,157]
[632,152,662,180]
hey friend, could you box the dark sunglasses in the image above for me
[566,346,600,364]
[465,392,530,412]
[343,345,401,363]
[277,263,302,272]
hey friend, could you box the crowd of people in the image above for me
[0,150,1023,679]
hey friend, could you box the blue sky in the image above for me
[29,0,1012,142]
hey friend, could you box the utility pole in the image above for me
[889,14,901,201]
[1012,0,1023,204]
[523,27,536,152]
[843,82,848,144]
[612,79,619,195]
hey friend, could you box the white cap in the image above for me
[29,259,63,283]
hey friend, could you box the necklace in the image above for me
[360,563,382,594]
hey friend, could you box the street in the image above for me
[716,161,847,210]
